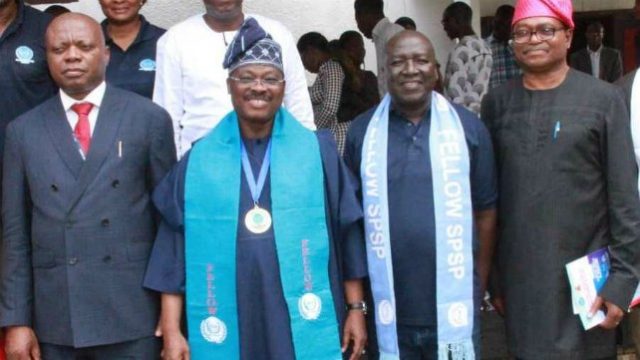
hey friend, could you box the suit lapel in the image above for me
[66,86,126,213]
[584,51,595,77]
[600,50,611,80]
[599,51,605,79]
[585,50,602,79]
[44,96,84,179]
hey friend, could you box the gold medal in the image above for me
[244,205,272,234]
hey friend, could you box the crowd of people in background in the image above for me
[1,0,640,359]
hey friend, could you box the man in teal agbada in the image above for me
[144,19,368,360]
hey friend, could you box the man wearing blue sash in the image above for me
[143,19,368,360]
[345,31,497,359]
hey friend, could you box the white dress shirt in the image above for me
[60,81,106,137]
[371,17,404,98]
[153,13,315,158]
[588,46,602,79]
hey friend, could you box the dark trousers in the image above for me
[397,324,438,360]
[39,336,161,360]
[361,323,439,360]
[395,322,480,360]
[365,324,481,359]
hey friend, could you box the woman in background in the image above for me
[337,30,379,122]
[100,0,165,98]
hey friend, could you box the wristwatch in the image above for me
[346,301,368,315]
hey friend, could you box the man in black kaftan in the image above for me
[481,0,640,358]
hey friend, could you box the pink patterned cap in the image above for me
[512,0,574,29]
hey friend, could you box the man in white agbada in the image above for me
[354,0,403,98]
[153,0,314,157]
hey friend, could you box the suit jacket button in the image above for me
[51,184,58,192]
[103,255,112,263]
[101,219,110,227]
[112,180,119,188]
[68,257,78,265]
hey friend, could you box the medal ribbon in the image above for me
[241,140,272,205]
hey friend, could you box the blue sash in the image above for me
[361,94,475,360]
[184,108,342,359]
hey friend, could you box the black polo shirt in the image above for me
[0,1,56,134]
[102,16,165,99]
[345,103,497,326]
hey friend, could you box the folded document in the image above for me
[566,248,640,330]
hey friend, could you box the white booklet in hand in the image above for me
[566,247,640,330]
[566,248,609,330]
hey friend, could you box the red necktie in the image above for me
[71,102,93,155]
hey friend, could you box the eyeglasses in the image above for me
[511,26,566,44]
[228,76,284,87]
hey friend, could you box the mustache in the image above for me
[523,46,548,53]
[246,94,271,101]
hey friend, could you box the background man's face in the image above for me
[585,26,604,50]
[228,65,285,125]
[387,34,438,108]
[46,15,110,98]
[512,17,572,73]
[355,11,374,39]
[203,0,243,22]
[300,47,323,74]
[493,11,514,42]
[441,14,460,40]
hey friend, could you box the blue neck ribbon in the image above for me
[240,140,271,204]
[183,108,342,359]
[361,93,475,360]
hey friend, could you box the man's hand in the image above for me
[341,310,367,360]
[590,296,625,330]
[5,326,40,360]
[161,329,190,360]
